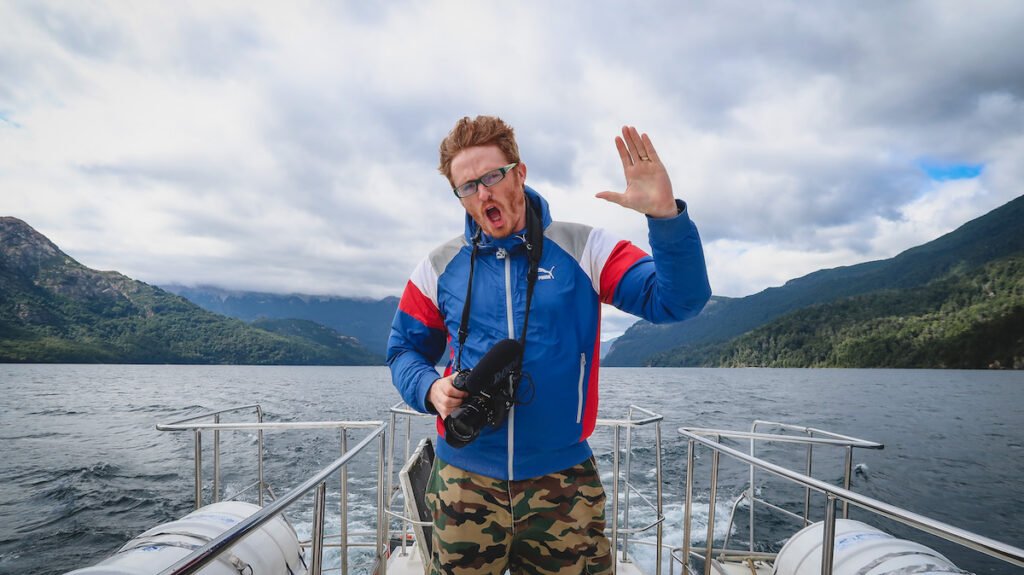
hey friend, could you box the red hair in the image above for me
[438,115,520,186]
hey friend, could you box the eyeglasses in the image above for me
[452,163,518,198]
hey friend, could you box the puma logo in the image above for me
[538,266,555,280]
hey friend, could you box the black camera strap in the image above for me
[455,228,481,372]
[454,195,543,375]
[518,196,544,366]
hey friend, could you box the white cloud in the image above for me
[2,0,1023,338]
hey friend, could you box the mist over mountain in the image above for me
[162,285,398,357]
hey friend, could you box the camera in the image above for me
[444,339,522,448]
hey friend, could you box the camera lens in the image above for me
[444,400,488,448]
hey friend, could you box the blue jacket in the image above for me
[387,187,710,480]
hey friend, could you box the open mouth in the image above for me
[485,206,502,223]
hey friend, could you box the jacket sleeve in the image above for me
[386,261,448,414]
[598,200,711,323]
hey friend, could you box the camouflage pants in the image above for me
[425,456,612,575]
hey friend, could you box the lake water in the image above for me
[1,365,1022,574]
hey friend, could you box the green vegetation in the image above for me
[163,285,397,355]
[650,255,1024,369]
[7,187,1024,370]
[0,217,382,365]
[605,193,1024,366]
[0,284,382,364]
[252,318,380,364]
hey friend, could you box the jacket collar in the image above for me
[463,185,552,251]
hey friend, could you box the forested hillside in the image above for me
[0,217,380,365]
[164,285,397,356]
[606,193,1024,368]
[650,255,1024,368]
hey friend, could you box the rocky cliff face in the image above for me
[1,216,72,272]
[1,217,161,315]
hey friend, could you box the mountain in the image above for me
[251,317,371,353]
[162,285,398,357]
[604,193,1024,366]
[651,254,1024,368]
[0,217,381,365]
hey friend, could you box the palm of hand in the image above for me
[620,159,675,217]
[596,126,677,219]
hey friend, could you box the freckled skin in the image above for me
[450,145,528,240]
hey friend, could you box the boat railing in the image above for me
[681,421,884,554]
[676,425,1024,575]
[157,404,267,507]
[596,405,667,575]
[384,403,668,575]
[155,405,389,575]
[383,402,433,562]
[750,420,883,526]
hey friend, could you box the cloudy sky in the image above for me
[3,1,1023,338]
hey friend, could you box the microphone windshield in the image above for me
[464,339,522,394]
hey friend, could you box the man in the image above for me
[387,116,710,574]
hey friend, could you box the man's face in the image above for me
[450,145,527,239]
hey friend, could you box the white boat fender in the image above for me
[115,530,253,574]
[63,501,306,575]
[772,518,969,575]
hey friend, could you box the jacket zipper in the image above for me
[496,248,516,480]
[576,353,586,423]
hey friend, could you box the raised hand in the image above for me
[596,126,678,218]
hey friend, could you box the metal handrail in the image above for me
[384,403,667,575]
[157,404,263,426]
[157,421,388,575]
[159,420,385,431]
[595,403,664,428]
[677,427,1024,575]
[751,420,884,445]
[384,403,433,559]
[683,424,883,554]
[156,405,267,507]
[682,427,883,449]
[156,406,390,575]
[685,423,885,549]
[747,421,882,531]
[140,401,669,575]
[604,405,665,575]
[157,403,381,509]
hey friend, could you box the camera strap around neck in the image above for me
[455,196,543,374]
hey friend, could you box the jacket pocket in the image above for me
[576,353,586,424]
